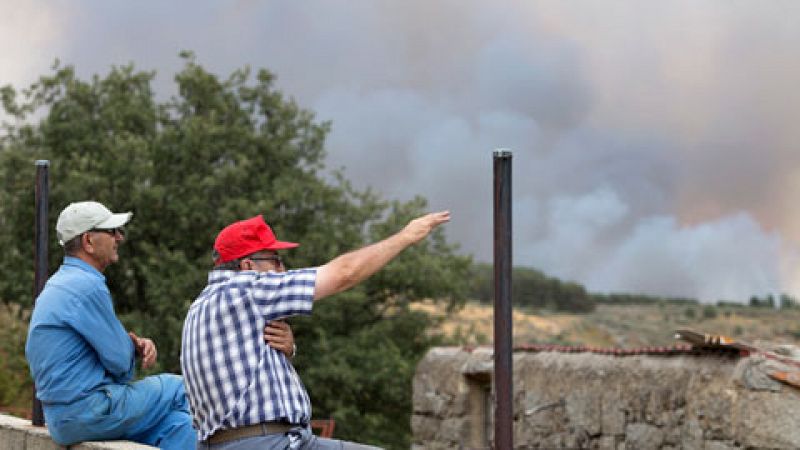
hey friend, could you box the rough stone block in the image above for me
[596,435,616,450]
[704,440,742,450]
[537,432,569,450]
[0,427,28,450]
[437,417,468,445]
[411,414,440,441]
[735,389,800,448]
[566,389,601,436]
[680,418,704,450]
[0,413,155,449]
[600,389,626,436]
[460,347,493,377]
[0,414,38,450]
[625,423,664,449]
[687,386,736,441]
[23,432,62,450]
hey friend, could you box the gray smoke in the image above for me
[4,0,800,301]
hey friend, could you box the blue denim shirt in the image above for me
[26,256,135,405]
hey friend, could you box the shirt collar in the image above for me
[208,269,237,285]
[63,256,106,282]
[207,268,287,285]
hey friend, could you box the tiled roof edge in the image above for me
[460,343,745,357]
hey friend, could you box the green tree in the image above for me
[749,294,777,309]
[0,54,471,449]
[780,293,797,309]
[701,305,718,320]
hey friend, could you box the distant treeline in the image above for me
[746,293,799,309]
[593,293,698,306]
[468,264,799,312]
[469,264,595,313]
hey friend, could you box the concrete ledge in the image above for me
[0,413,156,449]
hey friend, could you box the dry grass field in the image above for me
[413,300,800,349]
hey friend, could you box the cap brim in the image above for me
[266,240,299,250]
[95,212,133,229]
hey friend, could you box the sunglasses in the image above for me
[90,227,125,237]
[248,255,283,266]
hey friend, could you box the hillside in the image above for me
[413,300,800,349]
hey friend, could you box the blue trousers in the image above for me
[44,374,195,449]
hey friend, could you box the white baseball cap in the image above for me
[56,201,133,245]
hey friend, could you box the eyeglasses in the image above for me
[248,255,283,266]
[90,227,125,237]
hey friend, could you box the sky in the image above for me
[3,1,800,302]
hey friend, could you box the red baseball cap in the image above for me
[214,215,298,264]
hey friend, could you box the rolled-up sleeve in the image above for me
[247,268,317,320]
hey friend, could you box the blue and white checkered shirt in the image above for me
[181,268,317,441]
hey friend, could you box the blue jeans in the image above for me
[44,374,195,449]
[197,424,382,450]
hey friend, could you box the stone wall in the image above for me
[0,414,155,450]
[412,347,800,449]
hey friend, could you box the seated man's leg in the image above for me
[44,392,126,445]
[128,408,194,449]
[119,374,196,449]
[44,374,193,447]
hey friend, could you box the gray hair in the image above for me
[212,249,243,271]
[63,235,83,256]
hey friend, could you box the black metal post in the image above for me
[493,149,513,449]
[32,160,49,426]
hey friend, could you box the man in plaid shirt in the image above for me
[182,211,450,449]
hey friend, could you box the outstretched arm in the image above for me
[313,211,450,301]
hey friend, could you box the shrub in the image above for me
[702,306,718,320]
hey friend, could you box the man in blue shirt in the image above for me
[25,201,196,448]
[182,211,450,449]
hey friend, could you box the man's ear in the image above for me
[82,233,95,254]
[239,259,251,271]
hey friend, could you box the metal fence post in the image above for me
[493,149,512,449]
[32,160,49,426]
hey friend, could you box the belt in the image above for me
[206,422,295,445]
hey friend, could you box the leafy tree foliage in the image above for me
[0,305,30,413]
[0,54,471,449]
